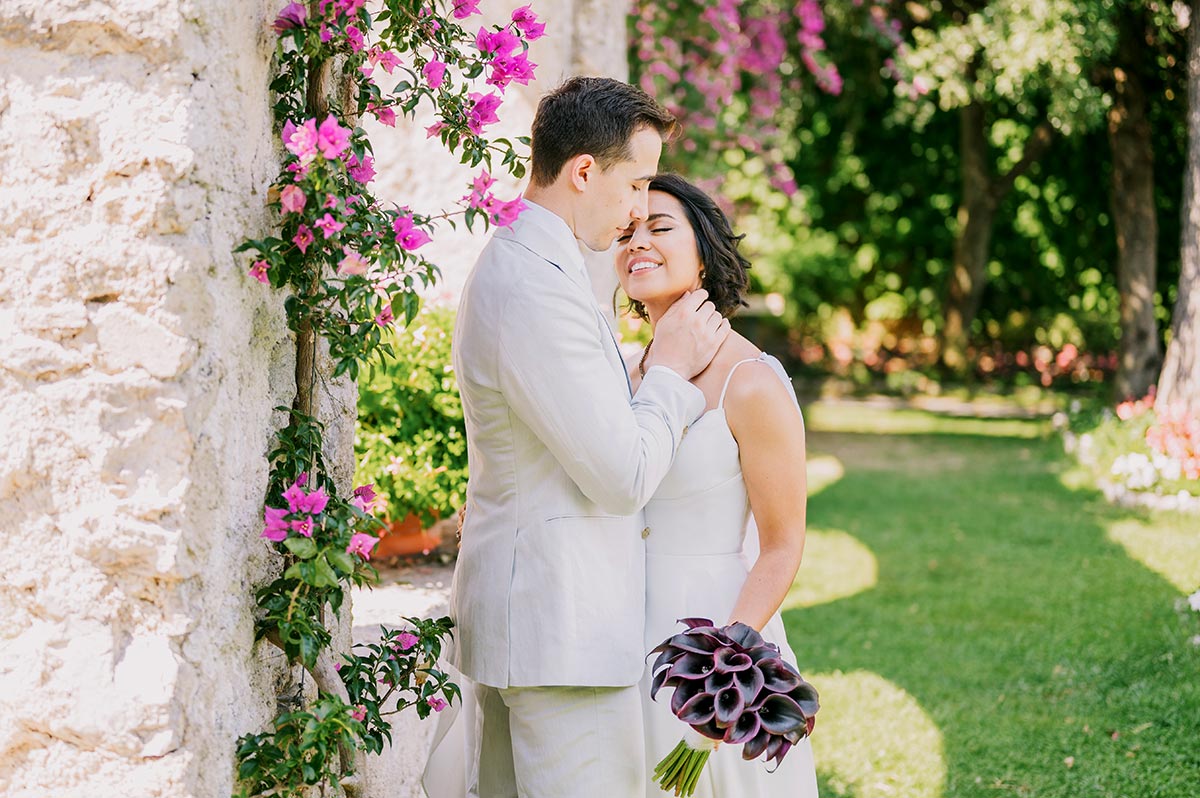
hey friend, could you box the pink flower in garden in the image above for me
[279,184,307,214]
[291,516,314,537]
[512,6,546,40]
[375,49,402,73]
[292,224,315,253]
[347,532,379,559]
[359,63,374,79]
[319,24,333,43]
[249,260,270,284]
[344,24,364,52]
[492,196,526,227]
[282,477,308,513]
[324,193,339,210]
[385,455,404,475]
[369,103,396,127]
[346,153,375,183]
[351,484,377,512]
[466,92,502,134]
[425,122,447,139]
[423,59,448,90]
[316,115,351,160]
[476,26,520,58]
[375,304,395,327]
[314,213,345,238]
[487,51,537,90]
[273,2,308,32]
[396,631,420,651]
[261,506,290,542]
[338,247,370,276]
[282,118,320,164]
[393,213,432,250]
[452,0,481,19]
[427,697,447,712]
[350,705,367,722]
[472,169,496,196]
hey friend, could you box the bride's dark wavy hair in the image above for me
[625,173,751,321]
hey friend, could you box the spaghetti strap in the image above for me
[717,355,767,409]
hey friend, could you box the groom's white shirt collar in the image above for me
[501,198,591,291]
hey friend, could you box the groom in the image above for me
[449,77,729,796]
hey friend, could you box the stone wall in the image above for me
[0,2,301,796]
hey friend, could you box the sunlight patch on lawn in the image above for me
[784,529,877,610]
[810,670,946,798]
[807,453,845,496]
[1107,516,1200,594]
[806,402,1048,439]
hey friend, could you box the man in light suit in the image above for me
[450,77,729,796]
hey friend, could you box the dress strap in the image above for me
[718,355,767,409]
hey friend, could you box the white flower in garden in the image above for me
[1188,590,1200,613]
[1078,433,1095,463]
[1110,453,1156,490]
[1152,450,1183,482]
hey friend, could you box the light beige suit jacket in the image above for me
[450,201,705,688]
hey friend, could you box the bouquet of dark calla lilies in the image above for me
[648,618,820,796]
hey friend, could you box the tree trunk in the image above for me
[940,100,1055,372]
[942,101,998,372]
[1158,0,1200,412]
[1109,11,1161,401]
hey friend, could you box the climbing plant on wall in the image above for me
[233,1,540,795]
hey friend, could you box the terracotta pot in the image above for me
[374,512,441,558]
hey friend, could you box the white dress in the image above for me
[640,353,819,798]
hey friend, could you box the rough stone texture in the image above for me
[359,3,627,794]
[0,2,308,796]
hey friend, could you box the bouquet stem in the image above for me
[653,739,712,796]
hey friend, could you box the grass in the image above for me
[784,401,1200,798]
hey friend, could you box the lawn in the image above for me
[785,402,1200,798]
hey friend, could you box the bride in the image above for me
[616,173,818,798]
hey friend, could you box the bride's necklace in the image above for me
[638,338,653,378]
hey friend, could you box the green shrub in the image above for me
[354,304,466,527]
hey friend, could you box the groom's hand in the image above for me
[650,289,730,380]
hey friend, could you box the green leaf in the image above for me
[283,536,318,559]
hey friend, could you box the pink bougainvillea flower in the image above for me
[476,26,520,58]
[375,304,395,327]
[279,184,307,214]
[292,224,315,253]
[425,122,447,139]
[359,63,374,79]
[466,92,502,134]
[347,532,379,559]
[273,2,308,33]
[377,49,402,74]
[282,118,320,164]
[393,213,432,250]
[427,696,448,712]
[351,484,377,512]
[338,248,370,276]
[473,169,496,196]
[346,153,375,183]
[249,260,270,284]
[492,196,527,227]
[344,24,364,52]
[512,7,546,40]
[314,213,345,239]
[282,479,307,513]
[452,0,481,19]
[350,705,367,722]
[324,193,339,210]
[261,506,290,541]
[319,24,333,42]
[316,115,351,160]
[291,515,314,537]
[422,59,448,90]
[396,631,420,651]
[488,51,536,90]
[369,103,396,127]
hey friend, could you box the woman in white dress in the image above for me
[615,173,819,798]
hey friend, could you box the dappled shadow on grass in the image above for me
[787,430,1200,798]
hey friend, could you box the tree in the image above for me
[1158,0,1200,413]
[901,0,1117,371]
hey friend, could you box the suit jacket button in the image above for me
[641,526,651,539]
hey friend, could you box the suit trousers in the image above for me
[468,683,645,798]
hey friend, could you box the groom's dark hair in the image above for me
[529,77,678,187]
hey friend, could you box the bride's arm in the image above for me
[723,364,808,631]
